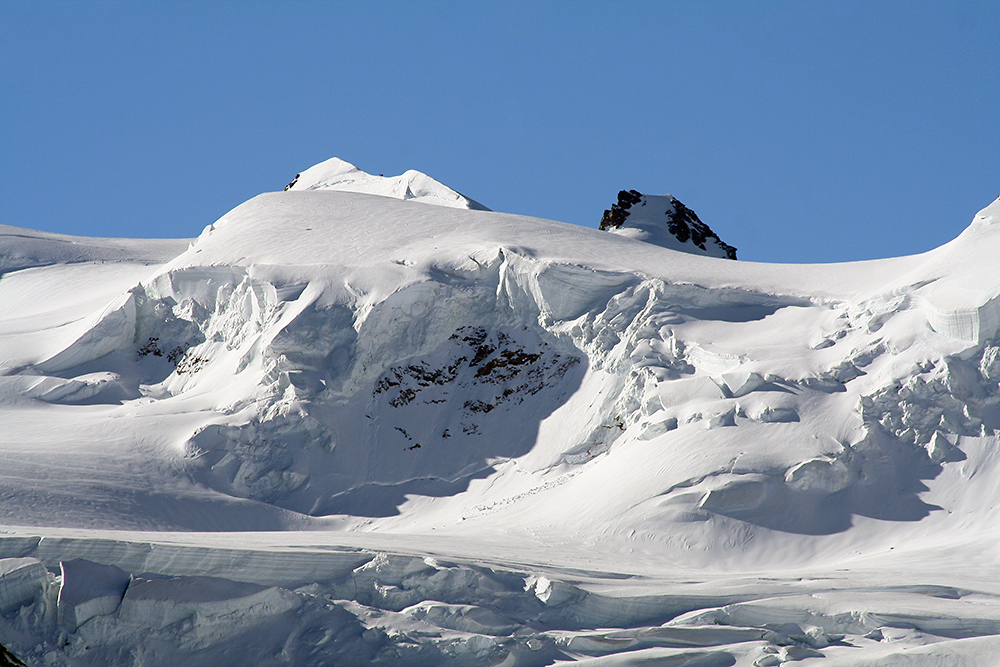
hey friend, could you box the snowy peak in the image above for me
[972,194,1000,226]
[600,190,737,259]
[283,157,489,211]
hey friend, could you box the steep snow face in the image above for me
[283,157,489,211]
[600,189,738,259]
[6,190,1000,537]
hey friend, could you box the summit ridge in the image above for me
[283,157,490,211]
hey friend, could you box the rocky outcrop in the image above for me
[601,190,737,260]
[599,189,643,230]
[0,643,25,667]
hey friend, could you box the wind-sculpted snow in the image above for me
[0,224,187,276]
[284,157,490,211]
[3,180,1000,664]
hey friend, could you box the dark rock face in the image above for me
[599,189,643,231]
[600,190,737,260]
[0,643,26,667]
[665,197,738,260]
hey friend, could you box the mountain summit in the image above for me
[600,189,737,259]
[283,157,490,211]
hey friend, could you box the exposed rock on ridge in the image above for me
[601,189,738,260]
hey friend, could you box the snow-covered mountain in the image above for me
[1,161,1000,665]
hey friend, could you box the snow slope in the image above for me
[1,166,1000,665]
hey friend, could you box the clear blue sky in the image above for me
[2,1,998,263]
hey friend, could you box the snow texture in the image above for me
[283,157,489,211]
[1,160,1000,665]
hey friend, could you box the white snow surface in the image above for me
[2,170,1000,665]
[283,157,490,210]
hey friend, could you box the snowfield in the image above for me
[1,159,999,665]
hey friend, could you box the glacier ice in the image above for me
[0,558,48,614]
[57,559,130,632]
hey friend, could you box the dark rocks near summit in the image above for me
[664,197,738,260]
[600,189,737,260]
[599,189,643,231]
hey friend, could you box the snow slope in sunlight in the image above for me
[283,157,490,211]
[2,160,1000,666]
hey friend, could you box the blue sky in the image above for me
[2,1,998,263]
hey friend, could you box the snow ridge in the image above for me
[283,157,489,211]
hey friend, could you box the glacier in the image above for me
[1,159,1000,665]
